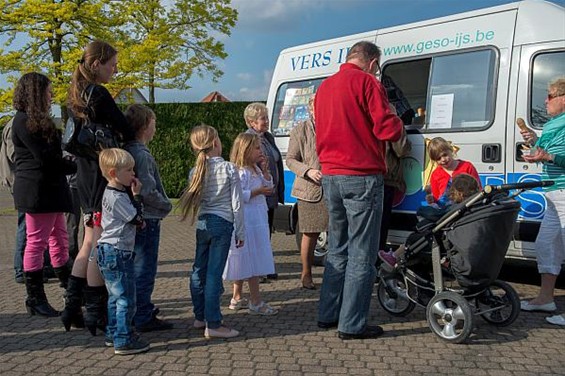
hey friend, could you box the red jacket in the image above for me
[430,160,481,202]
[314,63,403,175]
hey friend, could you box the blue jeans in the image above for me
[97,243,136,349]
[318,175,383,334]
[133,218,161,326]
[190,214,233,329]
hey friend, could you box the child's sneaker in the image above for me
[114,338,150,355]
[228,298,248,310]
[378,250,397,272]
[248,301,278,316]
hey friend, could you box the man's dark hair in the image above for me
[346,41,381,62]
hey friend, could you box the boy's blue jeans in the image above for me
[97,243,137,348]
[133,218,161,326]
[318,175,383,334]
[190,214,233,329]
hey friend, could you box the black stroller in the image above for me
[377,180,554,343]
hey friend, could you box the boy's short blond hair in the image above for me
[243,102,268,126]
[99,148,135,180]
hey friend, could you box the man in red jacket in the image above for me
[315,41,403,340]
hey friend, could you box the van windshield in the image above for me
[271,79,324,136]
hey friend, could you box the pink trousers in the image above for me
[23,212,69,272]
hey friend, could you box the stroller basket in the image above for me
[446,198,521,290]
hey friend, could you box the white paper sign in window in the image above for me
[429,94,454,129]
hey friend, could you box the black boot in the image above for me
[61,275,86,331]
[24,270,59,317]
[84,285,108,336]
[53,264,70,289]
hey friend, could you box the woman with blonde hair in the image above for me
[180,125,244,338]
[519,77,565,326]
[244,102,284,280]
[61,40,135,334]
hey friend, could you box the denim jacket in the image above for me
[124,141,172,219]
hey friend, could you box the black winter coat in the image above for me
[12,111,76,213]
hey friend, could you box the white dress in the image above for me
[223,166,275,281]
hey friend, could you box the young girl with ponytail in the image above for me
[179,125,245,339]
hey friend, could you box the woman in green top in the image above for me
[519,77,565,326]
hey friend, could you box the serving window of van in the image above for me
[382,48,497,131]
[530,50,565,129]
[271,79,324,136]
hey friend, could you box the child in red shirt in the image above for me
[418,137,481,221]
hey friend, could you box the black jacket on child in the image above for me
[12,110,76,213]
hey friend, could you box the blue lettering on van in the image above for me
[290,50,334,71]
[383,29,495,56]
[289,48,349,71]
[282,170,545,220]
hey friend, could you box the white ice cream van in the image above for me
[266,0,565,263]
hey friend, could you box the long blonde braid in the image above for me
[179,125,218,223]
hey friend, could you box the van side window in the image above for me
[383,49,497,131]
[271,79,324,136]
[530,51,565,129]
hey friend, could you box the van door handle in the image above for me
[482,144,501,163]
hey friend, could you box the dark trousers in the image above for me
[379,185,396,251]
[65,187,82,262]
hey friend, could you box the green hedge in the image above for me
[0,102,255,198]
[145,102,253,198]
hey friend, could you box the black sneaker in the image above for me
[15,275,24,284]
[136,317,173,332]
[338,325,384,340]
[114,338,150,355]
[317,321,338,329]
[151,307,160,318]
[104,338,113,347]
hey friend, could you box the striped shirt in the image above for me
[539,124,565,192]
[190,156,245,241]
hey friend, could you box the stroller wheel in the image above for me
[426,291,474,343]
[476,280,520,327]
[377,276,415,316]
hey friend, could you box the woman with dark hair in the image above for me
[12,72,76,316]
[61,40,135,334]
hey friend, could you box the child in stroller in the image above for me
[378,173,480,272]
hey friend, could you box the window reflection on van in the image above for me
[383,48,497,131]
[530,51,565,128]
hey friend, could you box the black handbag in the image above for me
[62,85,118,159]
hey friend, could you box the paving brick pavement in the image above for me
[1,210,564,376]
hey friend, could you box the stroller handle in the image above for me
[484,180,555,193]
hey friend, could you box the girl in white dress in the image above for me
[223,133,278,315]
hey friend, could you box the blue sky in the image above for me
[175,0,564,103]
[1,0,563,104]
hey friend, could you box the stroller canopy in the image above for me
[446,198,521,290]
